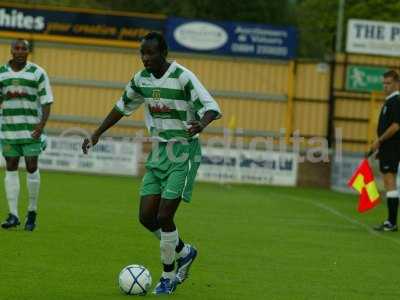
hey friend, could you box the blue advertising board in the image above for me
[166,17,297,60]
[0,3,165,44]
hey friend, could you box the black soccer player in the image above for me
[82,32,221,294]
[0,39,53,231]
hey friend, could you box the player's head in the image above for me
[140,32,168,74]
[383,70,399,96]
[11,39,29,64]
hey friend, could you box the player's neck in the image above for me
[9,60,27,72]
[152,61,170,79]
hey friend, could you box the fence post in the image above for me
[367,91,383,149]
[285,60,296,145]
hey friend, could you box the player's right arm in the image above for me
[82,75,145,154]
[82,107,124,154]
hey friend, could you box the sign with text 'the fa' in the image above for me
[346,19,400,57]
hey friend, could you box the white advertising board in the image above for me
[346,19,400,56]
[197,147,298,186]
[0,136,141,176]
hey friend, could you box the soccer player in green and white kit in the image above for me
[82,32,221,295]
[0,39,53,231]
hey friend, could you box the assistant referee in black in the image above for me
[368,70,400,232]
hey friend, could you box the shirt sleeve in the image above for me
[115,75,145,116]
[37,69,54,105]
[390,97,400,125]
[181,70,222,120]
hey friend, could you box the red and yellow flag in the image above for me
[347,159,381,213]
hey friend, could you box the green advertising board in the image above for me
[345,65,387,92]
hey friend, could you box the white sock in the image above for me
[5,171,20,218]
[27,170,40,212]
[161,271,175,281]
[160,230,178,276]
[153,229,161,240]
[156,229,191,259]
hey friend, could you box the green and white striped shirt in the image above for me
[115,61,221,141]
[0,61,53,144]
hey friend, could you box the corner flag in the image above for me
[347,159,381,213]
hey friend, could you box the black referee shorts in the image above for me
[378,141,400,174]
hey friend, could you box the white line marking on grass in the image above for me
[270,192,400,247]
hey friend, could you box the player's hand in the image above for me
[188,120,205,136]
[366,140,380,158]
[364,149,374,158]
[82,134,99,154]
[365,139,381,159]
[31,125,43,140]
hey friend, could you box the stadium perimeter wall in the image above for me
[333,53,400,153]
[330,53,400,192]
[1,4,399,188]
[0,39,332,187]
[0,39,330,146]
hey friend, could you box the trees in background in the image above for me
[10,0,400,59]
[296,0,400,58]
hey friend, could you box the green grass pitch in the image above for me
[0,171,400,300]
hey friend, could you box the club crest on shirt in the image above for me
[11,79,19,86]
[152,89,161,100]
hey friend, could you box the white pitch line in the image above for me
[270,192,400,247]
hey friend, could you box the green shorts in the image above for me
[140,139,202,202]
[2,140,46,157]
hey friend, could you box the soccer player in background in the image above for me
[368,70,400,232]
[82,32,221,295]
[0,39,53,231]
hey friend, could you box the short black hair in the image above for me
[142,31,168,57]
[11,38,29,49]
[383,70,399,82]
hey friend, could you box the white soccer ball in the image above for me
[118,264,152,295]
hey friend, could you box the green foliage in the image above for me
[296,0,338,59]
[9,0,108,9]
[296,0,400,58]
[8,0,400,58]
[10,0,295,25]
[346,0,400,21]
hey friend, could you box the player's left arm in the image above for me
[32,68,53,140]
[184,72,222,136]
[188,110,220,136]
[32,103,51,140]
[379,99,400,142]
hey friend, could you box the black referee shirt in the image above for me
[377,91,400,140]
